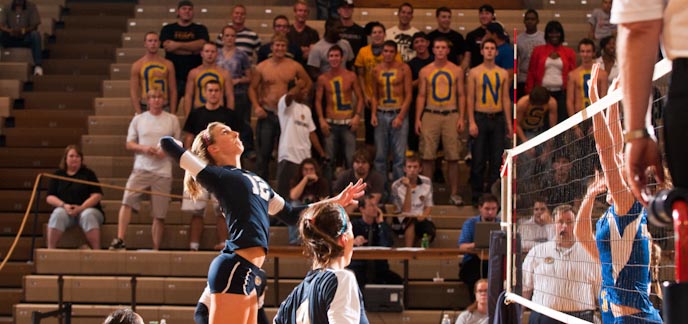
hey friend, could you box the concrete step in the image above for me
[3,127,85,147]
[0,147,63,168]
[22,91,98,110]
[42,59,111,75]
[46,44,116,60]
[31,75,105,92]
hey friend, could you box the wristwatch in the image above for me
[623,128,650,143]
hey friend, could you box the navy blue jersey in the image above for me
[274,268,369,324]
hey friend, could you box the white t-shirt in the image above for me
[595,56,619,86]
[517,216,555,252]
[611,0,688,59]
[126,111,181,177]
[386,25,420,62]
[277,94,316,164]
[522,241,600,311]
[391,174,434,216]
[516,31,545,83]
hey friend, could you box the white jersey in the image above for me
[611,0,688,59]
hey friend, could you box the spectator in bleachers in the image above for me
[103,308,144,324]
[257,15,303,64]
[516,9,545,99]
[390,154,435,247]
[288,158,330,244]
[0,0,42,75]
[314,45,362,180]
[517,197,553,253]
[515,86,557,186]
[427,7,467,68]
[183,42,234,116]
[458,193,499,302]
[541,155,584,208]
[355,22,400,161]
[333,149,385,210]
[406,32,434,154]
[566,39,608,123]
[129,32,177,114]
[523,204,599,323]
[385,2,419,62]
[484,23,513,76]
[454,279,489,324]
[467,39,512,206]
[306,18,354,80]
[526,20,576,124]
[588,0,616,45]
[249,33,311,181]
[337,0,366,55]
[181,80,238,251]
[46,145,104,250]
[109,89,181,250]
[225,4,260,65]
[217,25,255,160]
[594,35,618,85]
[416,37,465,206]
[371,40,411,182]
[348,194,403,290]
[287,0,320,63]
[465,4,496,69]
[276,78,326,200]
[160,0,209,103]
[515,86,557,144]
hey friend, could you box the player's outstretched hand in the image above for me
[332,179,367,207]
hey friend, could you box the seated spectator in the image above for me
[595,35,618,85]
[287,158,330,244]
[333,149,385,212]
[0,0,42,75]
[524,204,599,323]
[517,197,554,253]
[390,154,436,247]
[46,145,104,250]
[348,194,403,290]
[458,193,499,302]
[454,279,488,324]
[103,309,144,324]
[541,155,585,209]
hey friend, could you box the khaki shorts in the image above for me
[121,169,172,219]
[419,110,461,160]
[181,186,220,217]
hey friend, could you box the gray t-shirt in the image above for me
[589,8,616,40]
[516,31,545,83]
[126,111,181,176]
[1,1,40,30]
[307,39,354,73]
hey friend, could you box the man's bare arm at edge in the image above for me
[619,18,664,204]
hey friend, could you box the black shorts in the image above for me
[207,252,266,296]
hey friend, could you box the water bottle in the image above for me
[160,319,166,324]
[421,233,430,248]
[441,313,452,324]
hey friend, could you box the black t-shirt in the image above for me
[159,22,210,81]
[287,25,320,62]
[339,24,367,55]
[428,29,466,65]
[47,167,103,214]
[465,26,487,68]
[183,106,239,136]
[407,55,434,81]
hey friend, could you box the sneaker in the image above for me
[108,238,126,250]
[33,66,43,76]
[449,194,464,206]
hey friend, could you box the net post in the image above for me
[503,150,514,293]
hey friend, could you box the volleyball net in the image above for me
[501,59,674,323]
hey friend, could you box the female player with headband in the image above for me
[273,203,369,324]
[159,122,365,324]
